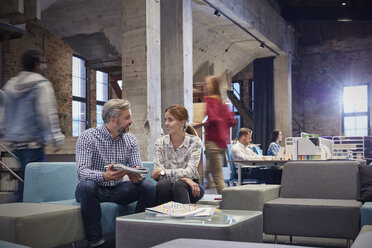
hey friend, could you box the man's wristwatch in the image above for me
[160,170,165,176]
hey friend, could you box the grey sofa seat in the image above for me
[0,203,84,248]
[264,198,361,238]
[263,161,361,240]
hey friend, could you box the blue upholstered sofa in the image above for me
[23,162,155,237]
[361,201,372,227]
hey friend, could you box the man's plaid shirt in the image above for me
[76,125,142,186]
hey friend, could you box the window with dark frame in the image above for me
[249,79,254,112]
[343,84,369,136]
[96,71,109,127]
[231,81,242,113]
[72,55,87,137]
[117,80,123,90]
[231,81,242,130]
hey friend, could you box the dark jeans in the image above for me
[155,178,205,205]
[13,148,45,202]
[242,168,283,184]
[75,179,155,245]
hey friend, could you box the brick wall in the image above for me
[2,21,120,140]
[292,36,372,136]
[3,21,74,136]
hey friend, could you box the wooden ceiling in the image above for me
[278,0,372,46]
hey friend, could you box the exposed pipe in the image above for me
[202,0,280,56]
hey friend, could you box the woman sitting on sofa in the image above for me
[151,105,204,205]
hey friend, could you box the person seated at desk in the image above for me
[231,128,263,161]
[152,105,205,205]
[267,129,282,156]
[231,128,266,180]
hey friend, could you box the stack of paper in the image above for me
[145,201,216,218]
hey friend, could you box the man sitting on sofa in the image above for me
[75,99,156,248]
[231,128,265,181]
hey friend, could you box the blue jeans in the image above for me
[13,148,45,202]
[75,179,155,244]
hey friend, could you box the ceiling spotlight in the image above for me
[342,2,346,6]
[260,43,265,48]
[214,10,221,17]
[337,18,352,22]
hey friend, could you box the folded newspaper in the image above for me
[104,164,149,175]
[145,201,216,218]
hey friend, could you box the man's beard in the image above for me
[116,121,129,134]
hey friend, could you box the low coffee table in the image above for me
[116,209,262,248]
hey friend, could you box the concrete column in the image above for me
[161,0,193,123]
[122,0,161,161]
[274,55,292,139]
[219,70,232,100]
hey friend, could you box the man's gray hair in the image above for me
[102,99,131,123]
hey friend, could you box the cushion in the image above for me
[23,162,78,202]
[222,184,280,211]
[0,203,84,248]
[361,202,372,227]
[359,165,372,203]
[263,198,361,239]
[280,161,359,199]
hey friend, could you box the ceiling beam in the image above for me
[315,21,324,43]
[335,22,342,41]
[0,0,24,18]
[283,7,372,21]
[8,0,40,25]
[0,21,25,41]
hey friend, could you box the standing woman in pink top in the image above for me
[193,76,236,194]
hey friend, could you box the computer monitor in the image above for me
[275,147,285,160]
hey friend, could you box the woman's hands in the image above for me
[180,177,200,197]
[151,168,163,180]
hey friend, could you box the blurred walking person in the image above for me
[193,76,236,194]
[2,49,65,201]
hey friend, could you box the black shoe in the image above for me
[90,239,105,248]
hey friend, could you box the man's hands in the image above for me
[128,167,142,184]
[103,163,128,181]
[103,164,142,183]
[180,177,200,197]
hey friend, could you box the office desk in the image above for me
[228,160,288,185]
[229,159,366,185]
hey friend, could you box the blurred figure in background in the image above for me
[267,129,282,156]
[2,49,65,201]
[193,76,236,194]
